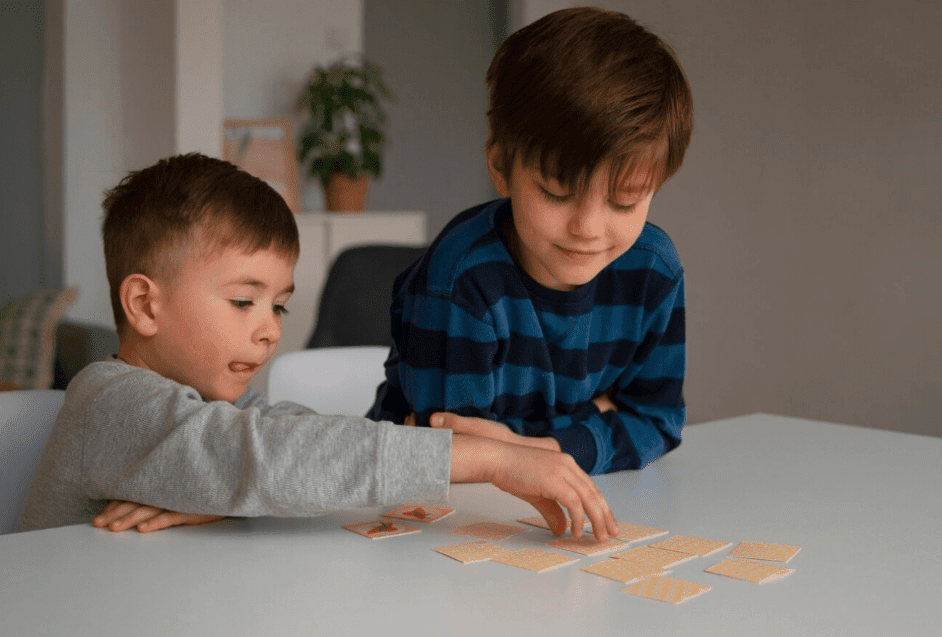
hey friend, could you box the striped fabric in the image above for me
[369,199,684,474]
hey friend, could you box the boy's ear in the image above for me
[486,142,511,198]
[120,274,161,337]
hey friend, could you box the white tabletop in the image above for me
[2,413,940,636]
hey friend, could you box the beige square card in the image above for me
[614,522,669,543]
[452,522,528,541]
[547,535,625,556]
[705,558,795,583]
[581,558,666,584]
[434,541,509,564]
[727,541,801,563]
[610,545,696,569]
[620,576,711,604]
[493,548,579,573]
[649,535,732,557]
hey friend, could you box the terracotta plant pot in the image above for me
[323,173,369,213]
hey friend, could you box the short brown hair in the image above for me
[486,7,693,196]
[102,153,300,328]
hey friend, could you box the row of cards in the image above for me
[342,504,801,604]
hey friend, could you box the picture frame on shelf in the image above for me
[222,118,301,215]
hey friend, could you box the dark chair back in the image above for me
[307,244,427,348]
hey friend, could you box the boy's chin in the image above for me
[202,380,252,403]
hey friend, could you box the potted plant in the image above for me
[297,57,392,212]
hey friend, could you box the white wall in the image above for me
[516,0,942,435]
[222,0,363,209]
[53,0,362,328]
[176,0,224,156]
[59,0,176,327]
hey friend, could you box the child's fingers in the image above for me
[136,511,184,533]
[568,470,618,541]
[108,503,164,532]
[92,500,125,527]
[554,463,617,541]
[582,490,619,541]
[93,500,146,529]
[569,507,587,538]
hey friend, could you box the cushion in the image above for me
[0,289,78,390]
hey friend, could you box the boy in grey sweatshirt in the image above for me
[20,153,617,539]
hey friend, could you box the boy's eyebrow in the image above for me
[229,278,295,295]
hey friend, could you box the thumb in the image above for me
[431,412,477,434]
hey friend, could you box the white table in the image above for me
[2,413,940,636]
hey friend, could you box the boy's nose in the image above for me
[255,311,282,345]
[567,199,603,239]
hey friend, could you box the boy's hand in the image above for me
[592,387,617,413]
[449,434,618,541]
[430,412,561,452]
[93,500,225,533]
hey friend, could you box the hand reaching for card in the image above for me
[449,433,619,542]
[93,500,226,533]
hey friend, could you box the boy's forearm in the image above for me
[449,434,497,483]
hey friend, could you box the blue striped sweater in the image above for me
[368,198,685,474]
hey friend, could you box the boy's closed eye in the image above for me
[538,184,572,204]
[538,180,641,213]
[609,200,638,213]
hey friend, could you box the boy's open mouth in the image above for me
[229,362,258,373]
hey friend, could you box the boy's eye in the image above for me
[611,201,638,213]
[273,304,289,316]
[231,299,253,309]
[539,185,571,204]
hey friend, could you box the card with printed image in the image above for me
[383,504,455,524]
[343,519,421,539]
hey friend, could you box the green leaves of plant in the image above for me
[297,58,393,185]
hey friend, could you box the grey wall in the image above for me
[364,0,506,238]
[0,0,53,306]
[593,0,941,435]
[370,0,941,437]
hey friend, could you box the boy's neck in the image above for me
[115,338,152,372]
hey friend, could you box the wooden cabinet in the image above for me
[252,211,426,394]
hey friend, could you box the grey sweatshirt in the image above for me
[20,360,451,532]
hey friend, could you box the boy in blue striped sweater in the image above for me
[369,7,693,475]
